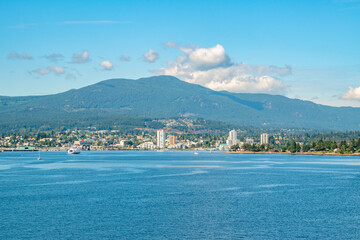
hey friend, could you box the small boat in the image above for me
[68,146,81,154]
[37,150,41,160]
[194,152,199,155]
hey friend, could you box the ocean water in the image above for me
[0,151,360,239]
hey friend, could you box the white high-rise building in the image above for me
[157,129,166,148]
[226,129,239,147]
[260,133,269,145]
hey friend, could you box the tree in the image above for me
[302,144,311,152]
[289,140,297,153]
[315,140,326,151]
[230,144,239,151]
[330,141,337,151]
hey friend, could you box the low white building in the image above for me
[137,142,156,150]
[168,143,187,149]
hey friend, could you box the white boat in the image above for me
[194,152,199,155]
[37,150,41,160]
[68,146,80,154]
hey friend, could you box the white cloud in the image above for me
[164,41,178,48]
[341,86,360,100]
[120,55,131,62]
[48,66,65,75]
[31,66,65,76]
[100,60,113,70]
[34,69,50,75]
[155,44,290,93]
[143,49,159,63]
[72,51,90,63]
[187,44,232,70]
[7,52,32,60]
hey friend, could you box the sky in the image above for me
[1,0,360,107]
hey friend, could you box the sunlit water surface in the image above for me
[1,151,360,239]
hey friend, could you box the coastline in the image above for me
[2,148,360,157]
[227,151,360,157]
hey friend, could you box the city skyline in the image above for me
[1,0,360,107]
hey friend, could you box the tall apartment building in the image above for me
[157,129,166,148]
[226,129,239,146]
[260,133,269,145]
[168,135,176,145]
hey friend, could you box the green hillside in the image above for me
[0,75,359,131]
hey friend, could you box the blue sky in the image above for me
[1,0,360,107]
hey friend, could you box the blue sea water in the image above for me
[0,151,360,239]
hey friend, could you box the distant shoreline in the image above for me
[2,148,360,157]
[227,151,360,157]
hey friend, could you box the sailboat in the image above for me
[37,150,41,160]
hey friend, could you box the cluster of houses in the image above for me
[137,129,270,150]
[0,128,270,151]
[223,129,269,150]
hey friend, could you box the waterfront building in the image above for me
[137,142,156,150]
[226,129,239,147]
[261,133,269,145]
[168,135,176,145]
[157,129,166,148]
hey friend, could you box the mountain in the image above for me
[1,75,359,131]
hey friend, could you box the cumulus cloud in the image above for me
[43,53,64,62]
[120,55,131,62]
[186,44,232,70]
[7,52,32,60]
[48,66,65,75]
[72,51,90,63]
[100,60,113,70]
[155,44,290,93]
[341,86,360,101]
[143,49,159,63]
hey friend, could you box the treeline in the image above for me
[0,113,238,135]
[230,138,360,154]
[0,113,162,134]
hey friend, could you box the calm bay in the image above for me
[1,151,359,239]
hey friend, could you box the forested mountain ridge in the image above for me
[0,75,359,131]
